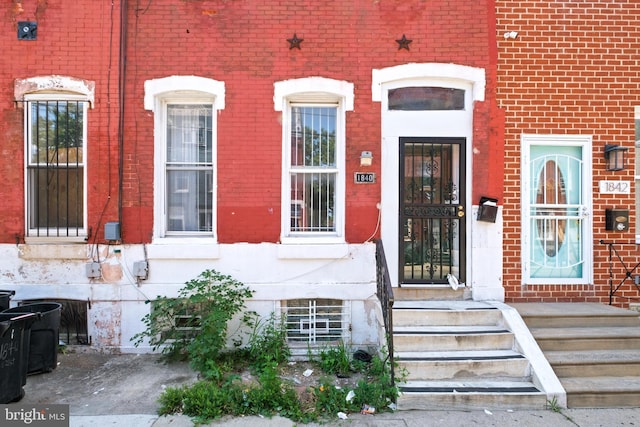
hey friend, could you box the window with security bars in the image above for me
[282,299,348,350]
[165,104,213,234]
[25,100,87,237]
[288,105,337,234]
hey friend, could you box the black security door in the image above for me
[399,137,466,285]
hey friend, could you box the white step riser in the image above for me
[393,310,503,327]
[397,359,531,381]
[394,333,515,352]
[396,393,548,411]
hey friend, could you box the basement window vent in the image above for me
[282,299,349,351]
[24,299,90,346]
[153,300,203,342]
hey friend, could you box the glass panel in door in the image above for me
[529,145,584,278]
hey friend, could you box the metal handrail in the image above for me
[375,239,395,385]
[600,240,640,305]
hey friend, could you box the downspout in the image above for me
[117,0,128,234]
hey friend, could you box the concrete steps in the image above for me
[392,299,547,410]
[512,303,640,408]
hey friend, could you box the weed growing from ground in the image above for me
[140,271,400,424]
[131,269,254,378]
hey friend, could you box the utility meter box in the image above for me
[105,222,121,241]
[605,209,629,232]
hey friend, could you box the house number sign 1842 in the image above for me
[599,181,630,195]
[354,172,376,184]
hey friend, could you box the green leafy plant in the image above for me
[316,341,353,377]
[244,312,290,371]
[132,269,254,377]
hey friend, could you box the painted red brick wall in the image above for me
[121,0,499,244]
[0,1,121,242]
[2,1,500,246]
[496,1,640,306]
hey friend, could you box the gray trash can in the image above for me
[3,302,62,374]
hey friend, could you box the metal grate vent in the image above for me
[24,299,90,345]
[282,299,349,352]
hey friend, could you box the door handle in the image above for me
[457,205,465,218]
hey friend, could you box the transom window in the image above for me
[25,97,87,238]
[388,87,465,111]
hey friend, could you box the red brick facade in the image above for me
[497,1,640,306]
[2,0,499,244]
[4,1,637,313]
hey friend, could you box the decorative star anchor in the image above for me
[287,33,303,50]
[396,34,412,51]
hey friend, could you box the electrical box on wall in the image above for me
[105,222,121,241]
[133,261,149,280]
[86,262,101,279]
[605,209,629,232]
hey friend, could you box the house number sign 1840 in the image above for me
[599,181,630,195]
[354,172,376,184]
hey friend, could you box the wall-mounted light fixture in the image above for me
[503,31,518,39]
[604,144,628,171]
[360,151,373,167]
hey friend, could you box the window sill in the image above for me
[148,238,220,259]
[277,239,349,259]
[23,236,87,244]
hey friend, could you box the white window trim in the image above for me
[521,134,593,285]
[274,77,354,246]
[22,92,90,243]
[144,76,224,242]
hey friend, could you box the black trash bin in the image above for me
[0,312,38,403]
[3,302,62,375]
[0,290,15,311]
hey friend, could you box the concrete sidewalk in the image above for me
[13,352,640,427]
[68,407,640,427]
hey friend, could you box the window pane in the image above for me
[291,106,336,167]
[27,100,85,236]
[388,87,465,111]
[167,105,212,163]
[166,170,213,232]
[29,167,83,230]
[290,172,335,232]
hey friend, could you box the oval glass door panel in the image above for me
[535,160,567,257]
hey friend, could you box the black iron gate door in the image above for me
[399,137,466,285]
